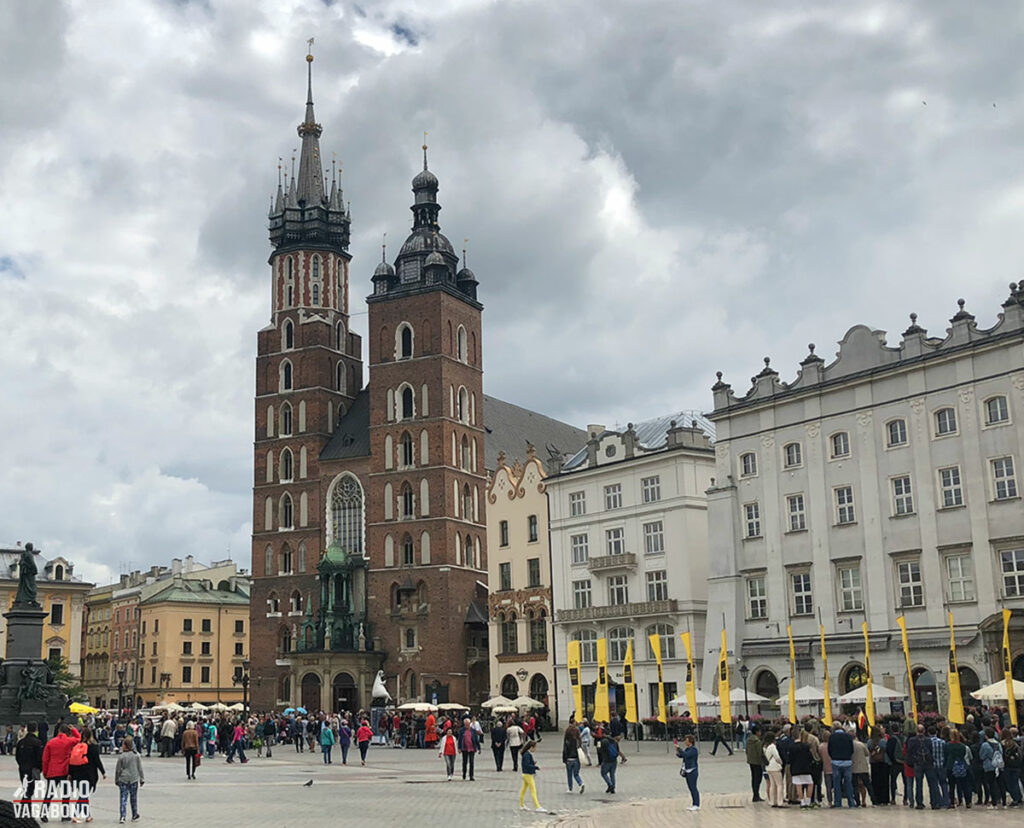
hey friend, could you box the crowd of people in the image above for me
[729,709,1022,811]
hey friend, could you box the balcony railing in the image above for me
[587,552,637,573]
[556,599,678,623]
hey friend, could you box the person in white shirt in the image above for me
[506,720,525,772]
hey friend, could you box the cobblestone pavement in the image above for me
[0,739,1007,826]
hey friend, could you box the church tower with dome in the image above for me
[364,143,488,705]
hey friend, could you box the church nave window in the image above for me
[280,359,293,392]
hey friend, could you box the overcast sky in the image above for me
[2,0,1023,585]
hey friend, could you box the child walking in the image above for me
[114,737,144,823]
[519,741,545,813]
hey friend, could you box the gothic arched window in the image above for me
[401,387,414,419]
[280,402,293,436]
[283,320,294,350]
[401,432,414,467]
[280,360,293,391]
[402,534,414,566]
[280,496,294,531]
[329,474,364,555]
[280,448,293,481]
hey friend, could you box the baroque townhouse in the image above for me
[548,417,714,726]
[704,286,1024,712]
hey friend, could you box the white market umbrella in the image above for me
[438,702,469,711]
[207,702,229,712]
[711,687,768,704]
[512,696,545,709]
[668,688,716,706]
[397,702,437,712]
[491,705,517,714]
[971,679,1024,701]
[481,696,514,709]
[838,684,906,703]
[775,683,834,704]
[227,703,245,712]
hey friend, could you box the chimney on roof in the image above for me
[587,424,605,440]
[667,419,712,450]
[185,555,195,572]
[171,558,182,575]
[623,423,637,459]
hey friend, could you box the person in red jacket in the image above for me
[41,724,81,822]
[356,720,373,766]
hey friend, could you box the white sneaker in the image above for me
[689,805,700,811]
[566,789,573,794]
[536,807,547,812]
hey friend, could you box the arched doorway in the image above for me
[841,663,868,693]
[301,672,322,713]
[958,666,980,710]
[529,674,549,705]
[755,669,779,700]
[501,674,519,699]
[912,667,937,712]
[333,672,358,714]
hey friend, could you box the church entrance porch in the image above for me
[278,651,383,716]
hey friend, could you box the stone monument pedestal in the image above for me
[1,604,69,726]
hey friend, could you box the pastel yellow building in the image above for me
[486,449,555,716]
[136,574,251,706]
[0,546,93,675]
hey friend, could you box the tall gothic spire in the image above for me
[295,49,325,206]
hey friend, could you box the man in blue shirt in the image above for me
[928,726,949,808]
[828,726,857,807]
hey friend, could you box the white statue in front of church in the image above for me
[372,670,391,702]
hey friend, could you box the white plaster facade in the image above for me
[486,451,555,716]
[703,287,1024,715]
[548,418,714,726]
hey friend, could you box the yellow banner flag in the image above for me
[947,612,964,725]
[680,632,699,720]
[622,640,638,724]
[648,632,667,724]
[820,625,833,727]
[862,622,875,728]
[896,616,917,723]
[595,638,610,723]
[787,624,797,724]
[567,640,583,722]
[718,627,732,724]
[1004,608,1018,726]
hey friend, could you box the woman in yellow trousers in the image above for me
[519,741,545,812]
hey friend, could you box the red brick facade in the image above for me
[365,287,488,704]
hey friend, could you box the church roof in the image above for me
[320,390,586,471]
[320,388,371,461]
[482,396,587,472]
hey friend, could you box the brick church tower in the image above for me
[365,146,488,705]
[249,52,363,708]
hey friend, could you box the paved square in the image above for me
[0,738,999,827]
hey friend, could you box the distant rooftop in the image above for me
[563,410,715,472]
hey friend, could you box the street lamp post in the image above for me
[117,668,126,717]
[739,664,750,718]
[233,659,251,719]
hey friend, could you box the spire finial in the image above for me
[291,150,297,184]
[331,153,337,185]
[462,238,468,267]
[382,232,387,263]
[422,131,428,170]
[305,38,315,106]
[278,157,283,187]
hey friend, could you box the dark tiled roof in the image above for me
[483,396,587,472]
[320,388,371,461]
[318,389,585,471]
[465,600,488,625]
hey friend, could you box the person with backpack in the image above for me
[979,727,1006,808]
[946,730,972,808]
[69,726,105,823]
[1002,729,1023,806]
[675,733,701,811]
[42,723,82,821]
[597,732,622,794]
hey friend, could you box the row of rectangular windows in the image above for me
[498,515,539,547]
[569,623,676,662]
[742,457,1018,538]
[570,570,669,609]
[568,475,662,516]
[736,397,1013,478]
[744,547,1024,618]
[569,521,664,563]
[497,558,543,591]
